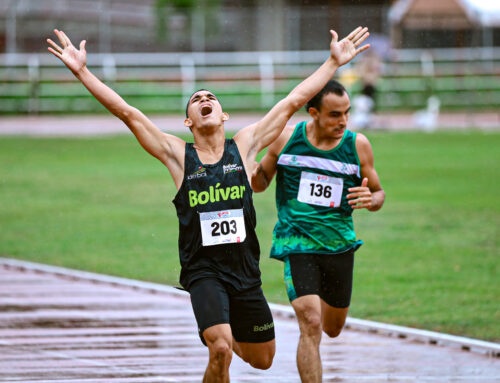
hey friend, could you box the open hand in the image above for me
[47,29,87,75]
[330,26,370,67]
[347,177,372,210]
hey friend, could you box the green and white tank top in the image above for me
[271,122,363,260]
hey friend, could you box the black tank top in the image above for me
[173,138,261,291]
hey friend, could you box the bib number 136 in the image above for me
[200,208,246,246]
[297,171,343,208]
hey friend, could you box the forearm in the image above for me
[252,58,339,150]
[251,163,270,192]
[368,189,385,212]
[286,57,339,110]
[75,67,130,120]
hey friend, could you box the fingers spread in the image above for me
[60,30,73,47]
[47,38,62,53]
[54,29,67,48]
[47,47,63,60]
[346,26,362,41]
[353,27,368,42]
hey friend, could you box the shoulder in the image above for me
[159,132,186,164]
[354,132,372,151]
[354,132,374,164]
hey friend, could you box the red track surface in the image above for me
[1,263,499,382]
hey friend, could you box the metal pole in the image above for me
[6,0,18,54]
[181,56,196,110]
[99,0,112,53]
[259,54,274,108]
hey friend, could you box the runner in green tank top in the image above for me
[252,80,385,383]
[47,26,371,382]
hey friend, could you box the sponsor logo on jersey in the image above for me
[253,322,274,332]
[187,166,207,180]
[223,163,243,174]
[188,183,246,207]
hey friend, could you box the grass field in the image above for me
[0,130,498,341]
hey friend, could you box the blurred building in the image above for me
[0,0,394,53]
[389,0,500,48]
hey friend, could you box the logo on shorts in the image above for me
[223,163,243,174]
[253,322,274,332]
[187,166,207,180]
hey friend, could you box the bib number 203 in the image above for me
[309,183,332,198]
[200,208,246,246]
[211,220,237,236]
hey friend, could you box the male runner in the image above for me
[47,27,370,382]
[252,79,385,383]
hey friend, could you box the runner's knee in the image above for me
[207,339,232,362]
[250,355,273,370]
[323,315,347,338]
[299,311,322,336]
[323,323,343,338]
[247,347,274,370]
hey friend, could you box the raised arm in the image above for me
[46,29,185,187]
[235,27,370,167]
[250,125,293,192]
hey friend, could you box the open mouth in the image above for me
[201,104,213,117]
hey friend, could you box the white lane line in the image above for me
[2,257,499,357]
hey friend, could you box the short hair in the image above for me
[306,80,347,112]
[185,89,213,118]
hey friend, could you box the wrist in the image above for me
[326,57,340,70]
[73,65,89,79]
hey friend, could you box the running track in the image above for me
[1,259,499,382]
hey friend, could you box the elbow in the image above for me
[116,105,137,124]
[251,174,269,192]
[279,95,305,118]
[286,95,305,114]
[251,181,267,193]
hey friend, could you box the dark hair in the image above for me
[306,80,347,112]
[185,88,212,118]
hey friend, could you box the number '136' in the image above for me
[309,183,332,198]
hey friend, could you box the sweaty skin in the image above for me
[251,88,385,383]
[47,26,371,383]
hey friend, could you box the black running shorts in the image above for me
[189,277,275,346]
[284,249,355,308]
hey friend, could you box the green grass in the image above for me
[0,131,499,341]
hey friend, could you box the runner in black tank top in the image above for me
[47,25,372,380]
[173,138,260,291]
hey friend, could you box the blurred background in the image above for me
[0,0,498,342]
[0,0,499,118]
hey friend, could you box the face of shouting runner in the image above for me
[184,90,229,133]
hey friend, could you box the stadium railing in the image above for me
[0,47,499,115]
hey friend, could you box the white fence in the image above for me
[1,47,499,114]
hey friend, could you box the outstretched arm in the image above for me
[250,125,292,192]
[47,29,185,187]
[235,26,370,168]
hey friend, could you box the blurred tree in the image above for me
[154,0,220,51]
